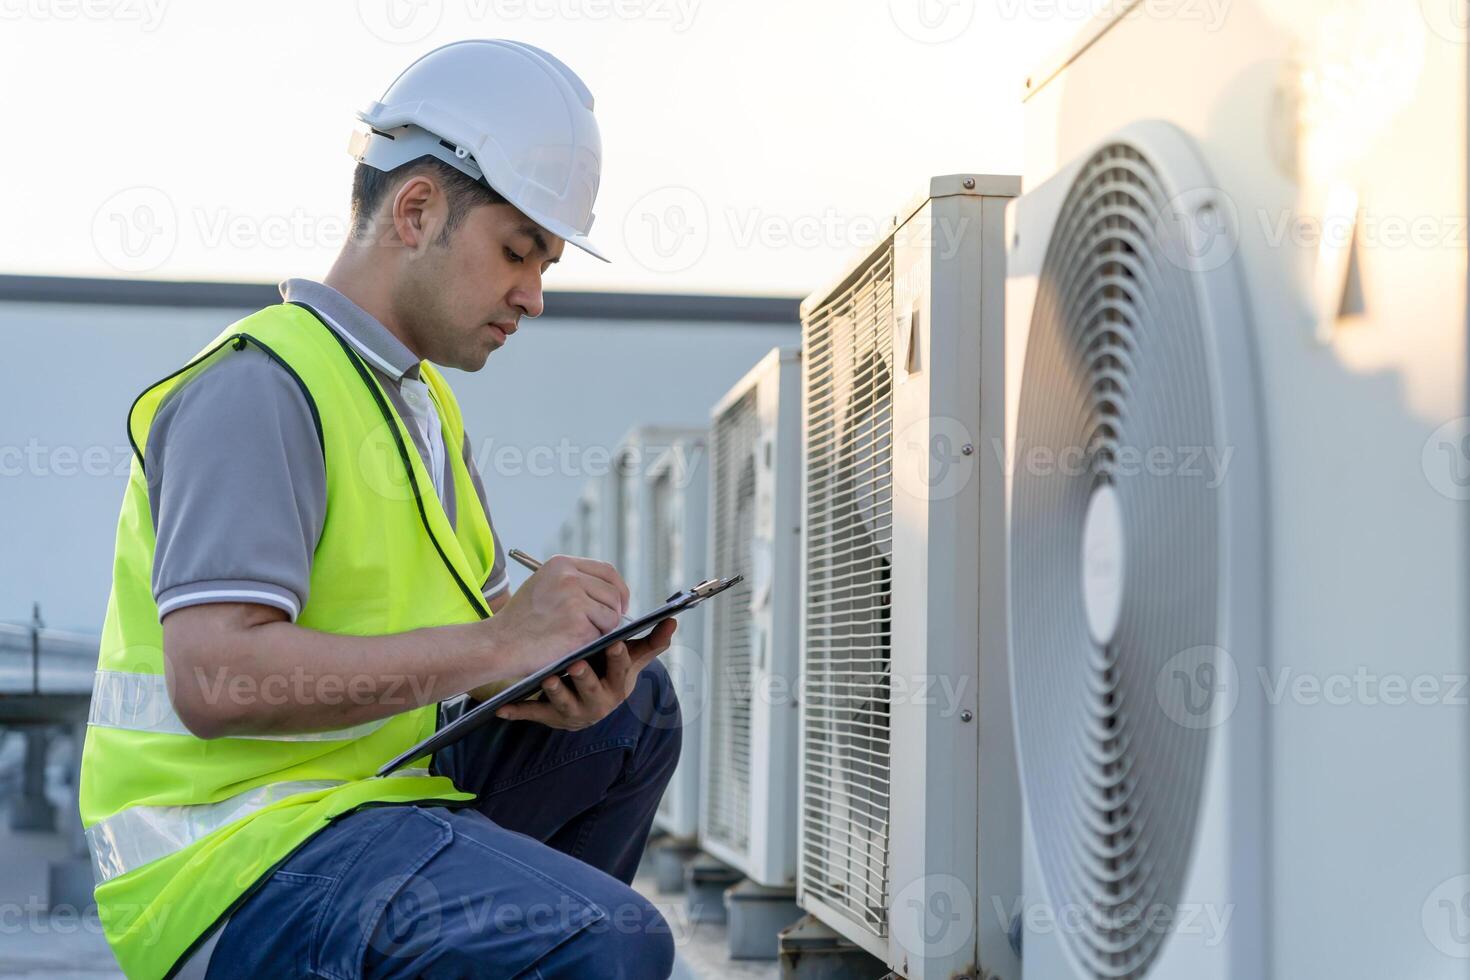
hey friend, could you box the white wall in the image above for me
[0,299,796,632]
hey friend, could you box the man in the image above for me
[79,40,682,979]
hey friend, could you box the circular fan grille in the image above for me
[1011,142,1236,978]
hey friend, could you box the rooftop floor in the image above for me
[0,730,776,980]
[0,864,777,980]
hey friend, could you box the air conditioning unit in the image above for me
[555,517,576,559]
[610,426,707,614]
[632,427,710,838]
[798,175,1021,979]
[545,516,577,565]
[700,347,803,886]
[1006,6,1469,979]
[577,478,608,563]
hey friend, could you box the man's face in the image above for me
[393,196,565,371]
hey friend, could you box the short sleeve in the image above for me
[460,430,508,601]
[145,346,327,621]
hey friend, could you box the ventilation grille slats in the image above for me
[704,388,760,854]
[799,245,895,940]
[652,470,680,826]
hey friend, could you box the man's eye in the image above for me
[504,248,525,264]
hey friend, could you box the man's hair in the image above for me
[350,154,507,245]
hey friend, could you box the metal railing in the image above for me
[0,605,98,697]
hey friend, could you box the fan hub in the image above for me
[1082,481,1126,647]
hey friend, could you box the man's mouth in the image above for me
[488,321,517,345]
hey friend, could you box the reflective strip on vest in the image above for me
[85,768,433,885]
[88,669,393,742]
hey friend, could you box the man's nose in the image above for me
[512,277,545,319]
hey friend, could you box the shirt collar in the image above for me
[278,278,422,381]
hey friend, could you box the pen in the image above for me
[506,547,545,572]
[508,548,634,625]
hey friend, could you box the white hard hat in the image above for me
[350,39,608,262]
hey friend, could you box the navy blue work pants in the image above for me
[203,660,683,979]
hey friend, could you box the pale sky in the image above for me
[0,0,1080,296]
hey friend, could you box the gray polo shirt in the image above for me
[145,278,508,622]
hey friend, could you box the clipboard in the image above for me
[375,575,742,777]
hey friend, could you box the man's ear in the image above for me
[391,175,440,252]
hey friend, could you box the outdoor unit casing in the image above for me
[556,518,576,559]
[798,175,1021,980]
[699,347,803,887]
[1006,5,1469,979]
[546,517,576,565]
[635,427,710,839]
[577,478,607,563]
[610,426,707,613]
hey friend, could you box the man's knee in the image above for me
[626,658,683,773]
[362,813,677,978]
[635,656,679,715]
[535,881,676,979]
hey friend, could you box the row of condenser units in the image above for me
[554,6,1469,979]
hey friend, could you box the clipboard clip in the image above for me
[669,577,741,602]
[691,576,741,599]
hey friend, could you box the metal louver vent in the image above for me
[616,450,640,606]
[651,470,680,827]
[577,495,595,559]
[650,471,679,600]
[705,389,760,854]
[801,245,895,940]
[1011,142,1231,979]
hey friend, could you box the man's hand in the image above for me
[485,555,631,681]
[493,618,678,730]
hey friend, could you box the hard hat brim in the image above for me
[526,213,605,260]
[351,124,610,263]
[488,182,609,263]
[566,233,610,263]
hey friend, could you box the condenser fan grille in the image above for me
[706,388,760,854]
[800,246,895,939]
[1012,143,1228,978]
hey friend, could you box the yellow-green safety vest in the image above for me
[79,301,497,978]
